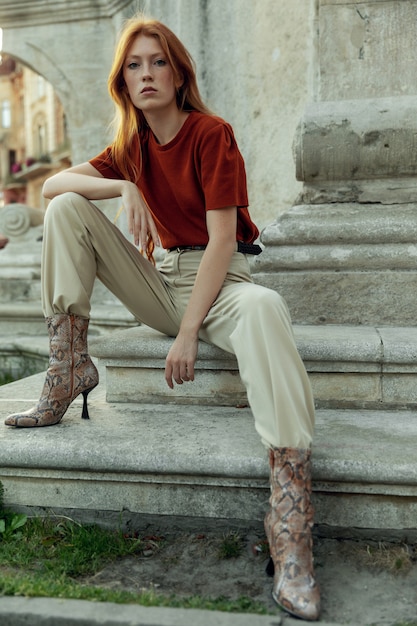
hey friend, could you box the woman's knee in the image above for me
[242,285,289,316]
[44,192,89,226]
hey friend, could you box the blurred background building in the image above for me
[0,54,70,210]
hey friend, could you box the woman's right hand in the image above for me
[121,181,161,251]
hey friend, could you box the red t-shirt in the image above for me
[89,111,259,249]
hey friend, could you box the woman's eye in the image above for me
[154,59,166,67]
[127,62,139,69]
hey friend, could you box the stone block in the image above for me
[255,202,417,326]
[295,96,417,182]
[90,324,417,409]
[105,365,247,406]
[90,326,247,406]
[0,304,45,336]
[259,202,417,252]
[309,372,381,409]
[254,270,417,327]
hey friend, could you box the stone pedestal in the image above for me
[253,95,417,327]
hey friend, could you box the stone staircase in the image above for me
[1,320,417,539]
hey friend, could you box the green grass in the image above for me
[0,516,143,576]
[0,513,269,615]
[217,530,244,559]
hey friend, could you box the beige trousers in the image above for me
[42,192,315,449]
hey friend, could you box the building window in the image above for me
[33,114,48,157]
[37,123,46,156]
[37,75,46,98]
[1,100,11,128]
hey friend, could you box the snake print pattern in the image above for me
[4,315,98,427]
[264,447,321,621]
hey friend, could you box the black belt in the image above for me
[168,242,262,255]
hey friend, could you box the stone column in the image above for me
[253,0,417,327]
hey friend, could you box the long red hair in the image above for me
[107,15,211,261]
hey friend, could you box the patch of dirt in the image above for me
[82,527,417,625]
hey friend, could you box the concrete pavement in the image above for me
[0,596,343,626]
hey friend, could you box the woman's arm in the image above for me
[43,162,126,200]
[43,162,160,249]
[164,206,237,388]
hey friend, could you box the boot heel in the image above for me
[265,556,275,577]
[81,387,94,420]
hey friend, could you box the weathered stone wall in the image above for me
[318,0,417,100]
[0,0,316,230]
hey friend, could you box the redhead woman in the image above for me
[4,15,320,621]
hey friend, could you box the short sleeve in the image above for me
[89,146,122,180]
[198,122,249,211]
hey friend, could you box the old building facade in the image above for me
[0,55,69,209]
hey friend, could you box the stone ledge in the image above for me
[0,597,286,626]
[89,325,417,408]
[90,324,417,369]
[294,95,417,183]
[1,371,417,531]
[0,303,137,336]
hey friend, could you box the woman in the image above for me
[4,15,320,621]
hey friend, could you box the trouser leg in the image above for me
[230,285,315,449]
[7,192,181,429]
[42,192,180,335]
[199,255,315,449]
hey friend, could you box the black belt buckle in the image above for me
[169,245,206,253]
[237,241,263,255]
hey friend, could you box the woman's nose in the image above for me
[141,63,153,79]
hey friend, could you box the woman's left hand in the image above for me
[165,332,198,388]
[164,206,237,388]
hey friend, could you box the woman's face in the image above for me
[123,34,179,117]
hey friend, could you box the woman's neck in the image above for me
[144,109,189,145]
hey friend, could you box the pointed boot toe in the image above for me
[4,414,17,426]
[5,409,42,428]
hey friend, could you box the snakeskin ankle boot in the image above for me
[5,314,98,427]
[264,447,320,621]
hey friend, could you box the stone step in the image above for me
[0,302,138,336]
[1,367,416,537]
[89,324,417,410]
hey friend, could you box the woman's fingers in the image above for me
[125,202,155,249]
[165,337,197,388]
